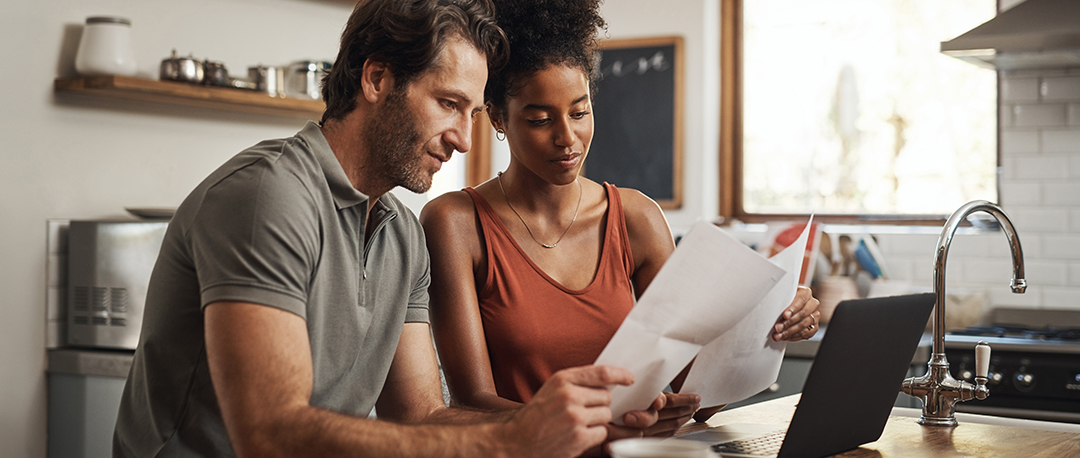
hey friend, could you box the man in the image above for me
[113,1,650,457]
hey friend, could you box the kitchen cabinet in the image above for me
[47,349,133,458]
[54,75,324,119]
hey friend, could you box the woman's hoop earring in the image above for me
[495,129,506,142]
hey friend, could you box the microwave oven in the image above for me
[67,220,168,350]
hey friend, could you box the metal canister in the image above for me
[160,50,203,83]
[248,65,286,98]
[285,61,332,100]
[202,60,229,87]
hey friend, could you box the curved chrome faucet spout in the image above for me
[902,200,1026,427]
[932,200,1026,356]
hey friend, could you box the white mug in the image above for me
[75,16,138,77]
[608,438,714,458]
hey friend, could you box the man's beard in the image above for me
[362,85,436,194]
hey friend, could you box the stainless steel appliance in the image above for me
[941,0,1080,70]
[67,220,168,350]
[946,311,1080,424]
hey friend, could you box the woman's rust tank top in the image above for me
[463,183,636,403]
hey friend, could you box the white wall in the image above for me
[0,1,351,456]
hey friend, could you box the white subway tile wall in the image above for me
[1068,104,1080,126]
[988,287,1042,309]
[1012,104,1066,127]
[1009,208,1070,233]
[1010,155,1069,180]
[961,258,1016,283]
[1000,130,1039,155]
[1024,260,1069,287]
[950,69,1080,310]
[1041,77,1080,101]
[1043,288,1078,308]
[1041,235,1080,260]
[989,231,1042,258]
[1043,183,1080,206]
[1000,104,1014,128]
[999,182,1041,206]
[1043,129,1080,153]
[1001,77,1039,102]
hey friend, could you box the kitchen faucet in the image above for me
[900,200,1026,426]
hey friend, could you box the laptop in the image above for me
[677,293,936,458]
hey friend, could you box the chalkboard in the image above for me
[586,36,683,209]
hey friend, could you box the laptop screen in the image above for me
[778,293,935,458]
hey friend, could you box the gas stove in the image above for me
[948,325,1080,354]
[943,324,1080,423]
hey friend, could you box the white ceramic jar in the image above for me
[74,16,138,76]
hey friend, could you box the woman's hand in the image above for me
[772,286,821,342]
[692,404,726,423]
[622,392,701,437]
[645,392,701,437]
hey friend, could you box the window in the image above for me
[721,0,998,223]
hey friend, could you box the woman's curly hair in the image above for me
[486,0,606,118]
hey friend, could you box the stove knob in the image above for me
[987,371,1002,386]
[1013,371,1035,392]
[960,370,972,380]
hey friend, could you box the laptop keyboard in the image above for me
[712,430,786,456]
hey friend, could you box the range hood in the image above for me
[941,0,1080,70]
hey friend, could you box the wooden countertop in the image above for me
[678,394,1080,457]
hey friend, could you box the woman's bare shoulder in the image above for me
[615,187,667,225]
[420,190,477,231]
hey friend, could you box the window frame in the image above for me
[718,0,1000,226]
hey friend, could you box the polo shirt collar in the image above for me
[297,121,368,210]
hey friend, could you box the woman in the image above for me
[420,0,821,443]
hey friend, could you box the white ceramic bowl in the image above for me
[608,438,714,458]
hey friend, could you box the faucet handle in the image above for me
[975,341,990,379]
[973,341,991,400]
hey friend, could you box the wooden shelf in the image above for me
[54,75,325,120]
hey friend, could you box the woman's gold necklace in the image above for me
[497,172,582,249]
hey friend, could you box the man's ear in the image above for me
[360,59,396,104]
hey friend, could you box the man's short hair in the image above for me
[321,0,508,123]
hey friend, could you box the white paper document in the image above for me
[594,221,786,423]
[679,217,813,407]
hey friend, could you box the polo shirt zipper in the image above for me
[361,212,397,280]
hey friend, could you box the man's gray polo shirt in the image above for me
[114,121,430,457]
